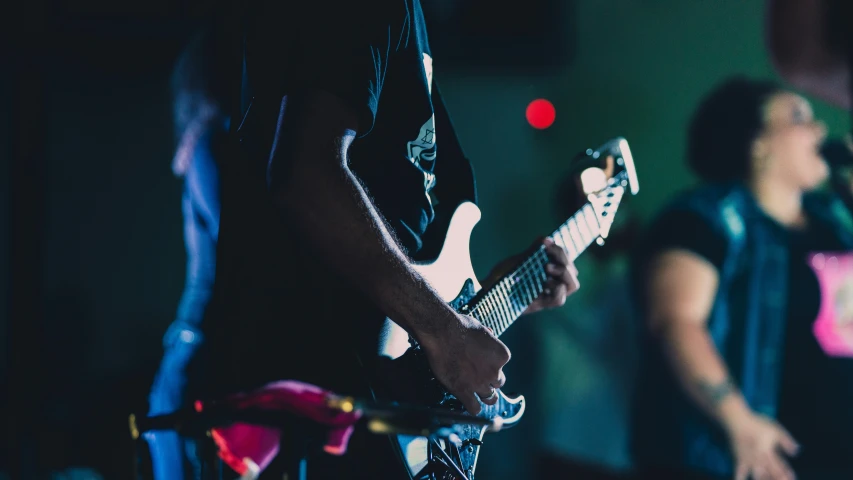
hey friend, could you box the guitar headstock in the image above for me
[565,137,639,245]
[571,137,639,196]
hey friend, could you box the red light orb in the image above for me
[526,98,556,129]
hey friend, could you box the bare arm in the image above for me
[645,250,752,430]
[265,91,513,414]
[267,91,460,346]
[766,0,851,109]
[647,247,799,479]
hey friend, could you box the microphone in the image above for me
[821,137,853,168]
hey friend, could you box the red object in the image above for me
[194,380,363,477]
[525,98,556,129]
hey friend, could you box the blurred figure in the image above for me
[631,76,853,480]
[143,29,231,480]
[766,0,852,110]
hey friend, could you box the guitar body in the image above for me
[378,201,525,480]
[373,137,639,479]
[380,201,483,359]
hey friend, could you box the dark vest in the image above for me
[630,183,853,477]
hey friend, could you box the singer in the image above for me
[631,76,853,480]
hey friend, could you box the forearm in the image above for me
[271,155,458,345]
[657,321,752,431]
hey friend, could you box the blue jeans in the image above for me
[145,324,203,480]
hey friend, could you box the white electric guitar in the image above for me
[375,137,639,480]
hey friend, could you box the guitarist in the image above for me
[186,0,580,478]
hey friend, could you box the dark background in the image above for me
[5,0,575,477]
[4,0,850,479]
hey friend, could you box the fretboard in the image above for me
[466,203,603,338]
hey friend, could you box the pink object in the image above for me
[808,252,853,357]
[194,380,363,477]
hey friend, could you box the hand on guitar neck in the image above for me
[380,137,636,479]
[482,237,580,316]
[419,241,579,415]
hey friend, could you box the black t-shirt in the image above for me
[642,209,853,474]
[244,0,438,253]
[190,0,465,399]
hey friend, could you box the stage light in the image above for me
[526,98,556,129]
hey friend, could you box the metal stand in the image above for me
[129,409,324,480]
[129,397,500,480]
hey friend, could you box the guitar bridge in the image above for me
[409,437,475,480]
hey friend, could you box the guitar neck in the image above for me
[466,202,603,338]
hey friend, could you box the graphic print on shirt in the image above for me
[809,251,853,356]
[407,53,437,192]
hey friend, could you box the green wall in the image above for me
[438,1,850,478]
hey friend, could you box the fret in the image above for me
[559,224,578,259]
[462,181,627,339]
[581,205,600,238]
[525,252,542,294]
[486,292,500,330]
[472,305,484,324]
[483,295,496,324]
[513,267,532,306]
[468,202,603,338]
[552,231,565,250]
[574,212,593,245]
[538,252,549,290]
[519,262,537,301]
[502,281,519,335]
[491,291,508,331]
[525,274,539,304]
[551,231,566,257]
[475,297,491,324]
[523,266,536,303]
[483,309,497,333]
[552,228,567,258]
[567,218,584,253]
[486,315,499,334]
[492,289,508,331]
[575,210,595,247]
[501,281,519,317]
[486,310,499,333]
[502,285,516,325]
[492,288,510,328]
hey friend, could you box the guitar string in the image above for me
[472,230,581,334]
[472,203,598,321]
[467,174,627,333]
[468,174,627,328]
[470,211,590,325]
[469,226,584,332]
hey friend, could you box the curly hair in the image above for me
[686,76,783,183]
